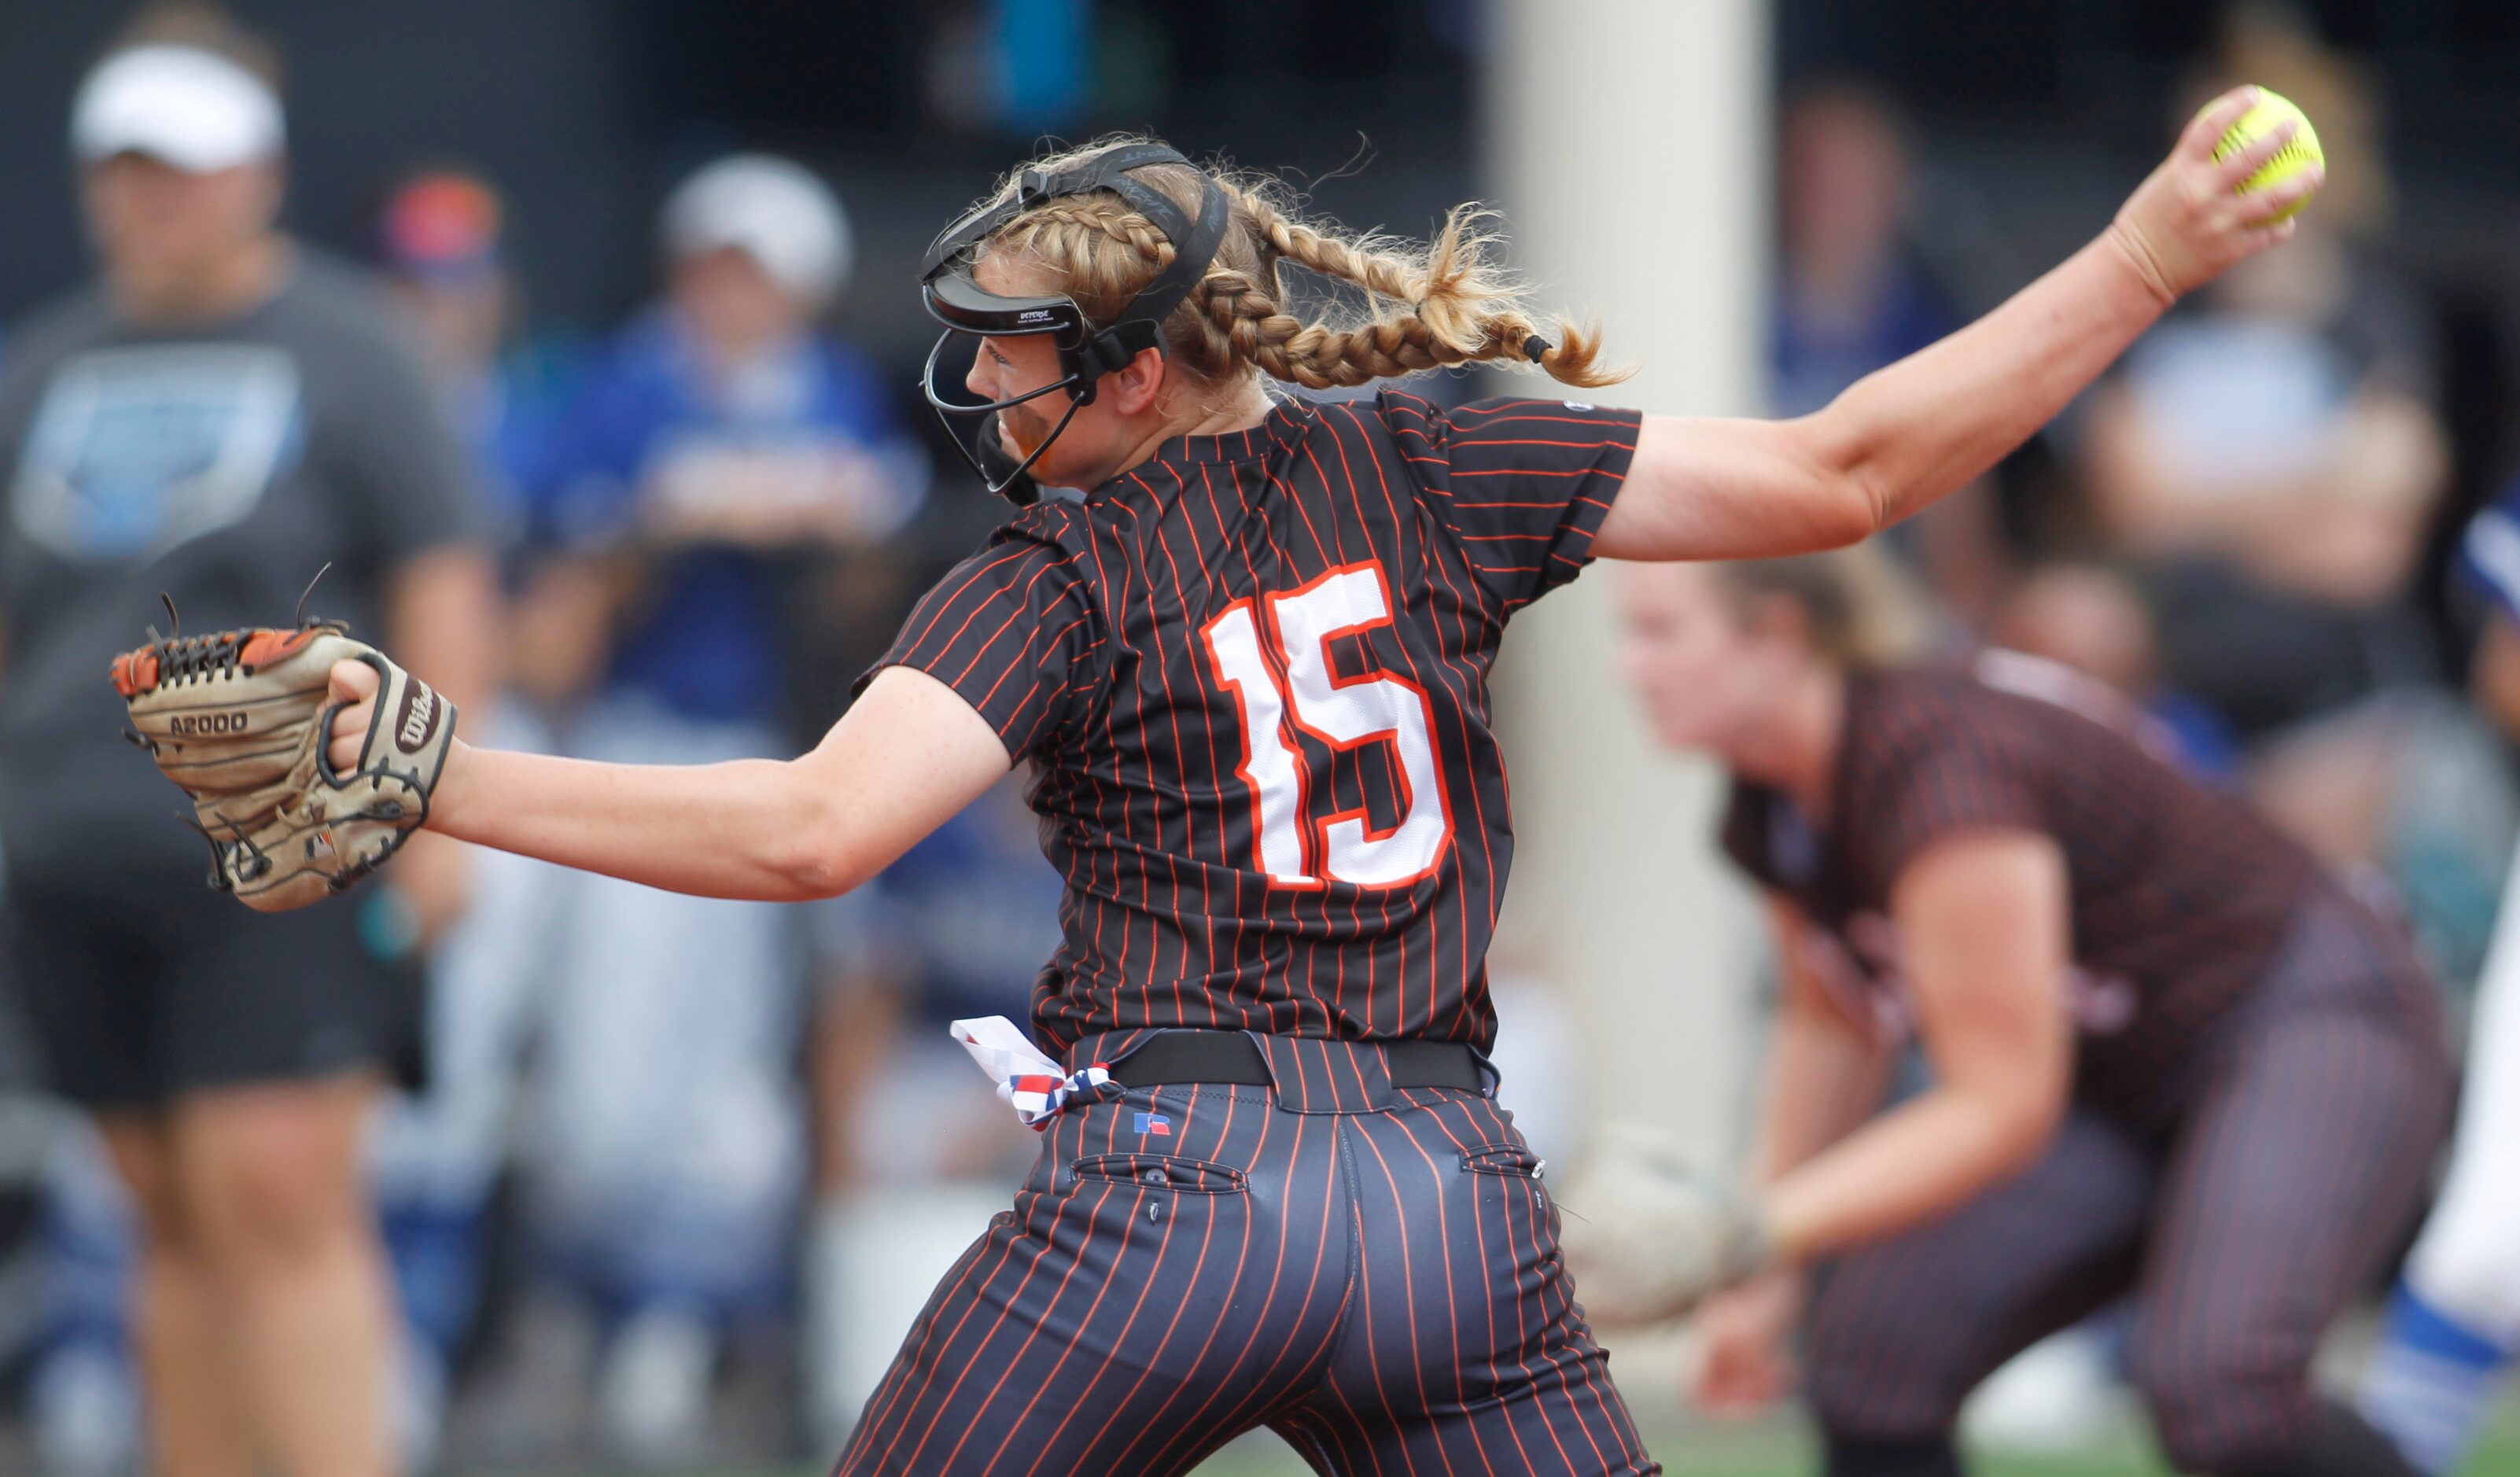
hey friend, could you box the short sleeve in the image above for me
[2459,484,2520,625]
[334,318,486,562]
[1378,391,1641,613]
[863,529,1100,760]
[1846,727,2049,898]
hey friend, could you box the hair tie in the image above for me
[1523,334,1552,363]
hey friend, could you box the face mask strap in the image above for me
[919,331,1092,506]
[976,396,1083,505]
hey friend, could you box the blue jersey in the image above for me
[529,309,919,725]
[440,341,578,559]
[2460,481,2520,628]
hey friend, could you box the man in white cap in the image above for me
[0,6,496,1475]
[518,152,922,1464]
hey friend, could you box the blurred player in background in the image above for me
[365,168,574,541]
[0,7,496,1475]
[518,151,924,1464]
[1614,549,2447,1477]
[2355,487,2520,1474]
[319,97,2304,1471]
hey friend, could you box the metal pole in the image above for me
[1484,0,1773,1167]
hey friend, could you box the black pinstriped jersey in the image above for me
[1721,657,2378,1122]
[871,390,1640,1057]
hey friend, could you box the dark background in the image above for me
[2,0,2517,595]
[0,0,2511,337]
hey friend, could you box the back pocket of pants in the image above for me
[1459,1144,1546,1181]
[1070,1153,1247,1195]
[1459,1144,1557,1243]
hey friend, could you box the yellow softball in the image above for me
[2205,87,2323,223]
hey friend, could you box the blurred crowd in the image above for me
[0,6,1068,1474]
[3,0,2519,1473]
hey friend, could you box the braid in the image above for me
[974,137,1630,393]
[1198,271,1466,389]
[1005,199,1175,271]
[1213,182,1626,389]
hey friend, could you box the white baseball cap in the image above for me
[663,154,853,309]
[71,45,284,174]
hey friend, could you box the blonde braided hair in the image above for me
[974,138,1627,392]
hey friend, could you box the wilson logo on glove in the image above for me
[112,602,456,914]
[397,684,441,750]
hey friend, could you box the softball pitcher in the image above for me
[123,94,2304,1473]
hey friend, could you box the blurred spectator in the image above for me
[359,166,577,1472]
[1775,81,2007,624]
[1774,83,1947,418]
[2078,9,2514,1001]
[0,7,496,1477]
[2080,6,2441,713]
[1991,562,2242,782]
[2079,14,2452,858]
[518,152,923,1465]
[2080,221,2447,734]
[366,168,576,543]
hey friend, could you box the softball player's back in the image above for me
[834,389,1655,1473]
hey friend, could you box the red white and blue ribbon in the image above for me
[951,1015,1117,1129]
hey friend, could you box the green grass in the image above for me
[507,1406,2520,1474]
[1181,1407,2520,1475]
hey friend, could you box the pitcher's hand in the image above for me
[328,657,472,834]
[2107,85,2323,304]
[326,658,381,775]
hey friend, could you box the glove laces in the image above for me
[154,632,250,686]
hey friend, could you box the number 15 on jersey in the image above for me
[1202,562,1453,890]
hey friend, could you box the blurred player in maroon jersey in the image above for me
[1615,547,2447,1477]
[315,100,2307,1473]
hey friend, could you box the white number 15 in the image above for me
[1201,563,1452,889]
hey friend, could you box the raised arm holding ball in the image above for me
[121,90,2311,1475]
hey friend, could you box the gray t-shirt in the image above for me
[0,252,483,881]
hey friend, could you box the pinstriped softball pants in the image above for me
[834,1038,1660,1475]
[1804,893,2450,1475]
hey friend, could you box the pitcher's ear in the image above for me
[1110,344,1170,415]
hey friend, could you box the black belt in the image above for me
[1110,1031,1483,1092]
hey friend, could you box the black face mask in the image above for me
[917,142,1231,506]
